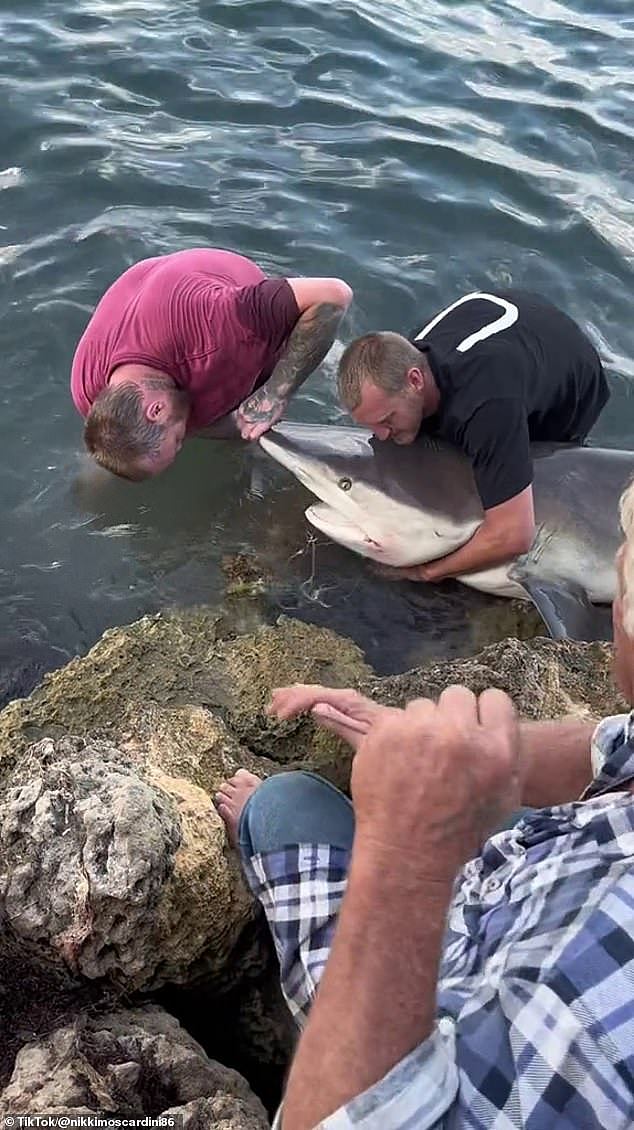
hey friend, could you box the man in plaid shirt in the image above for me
[215,498,634,1128]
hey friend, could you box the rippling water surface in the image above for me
[0,0,633,697]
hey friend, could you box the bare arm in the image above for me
[237,277,352,441]
[269,277,353,401]
[282,843,454,1129]
[385,398,536,584]
[520,717,595,806]
[270,689,596,1127]
[392,486,536,583]
[273,685,520,1130]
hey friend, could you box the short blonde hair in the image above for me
[338,332,423,410]
[619,478,634,635]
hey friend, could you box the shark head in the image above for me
[259,422,483,567]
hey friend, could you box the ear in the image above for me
[406,366,425,392]
[145,398,165,422]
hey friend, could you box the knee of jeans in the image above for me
[238,771,315,853]
[250,770,309,806]
[244,771,326,827]
[239,770,352,858]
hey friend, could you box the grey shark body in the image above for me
[259,421,634,640]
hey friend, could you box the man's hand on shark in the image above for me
[258,422,627,642]
[373,562,443,583]
[236,389,289,441]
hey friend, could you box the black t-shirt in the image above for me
[412,289,609,509]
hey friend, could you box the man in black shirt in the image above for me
[337,290,609,582]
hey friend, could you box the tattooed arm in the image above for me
[236,277,353,441]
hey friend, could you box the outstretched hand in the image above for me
[268,684,393,751]
[269,682,522,867]
[236,388,288,441]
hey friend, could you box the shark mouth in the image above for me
[305,502,384,558]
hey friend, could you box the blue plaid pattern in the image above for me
[245,714,634,1129]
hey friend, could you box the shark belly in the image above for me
[454,565,525,599]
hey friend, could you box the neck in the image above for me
[421,358,441,417]
[109,363,174,390]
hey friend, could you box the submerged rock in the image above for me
[0,1004,269,1128]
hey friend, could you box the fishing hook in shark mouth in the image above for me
[305,502,384,554]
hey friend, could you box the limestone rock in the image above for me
[119,702,276,799]
[0,613,625,1116]
[0,736,256,991]
[368,636,625,721]
[0,1004,269,1128]
[159,936,296,1116]
[0,611,371,791]
[0,928,111,1092]
[0,609,226,775]
[163,1096,270,1129]
[205,617,372,788]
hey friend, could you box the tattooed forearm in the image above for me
[236,301,347,438]
[265,302,344,399]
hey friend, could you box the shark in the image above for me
[259,421,634,640]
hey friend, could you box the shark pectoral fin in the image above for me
[509,565,611,642]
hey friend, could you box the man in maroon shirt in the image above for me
[71,247,352,479]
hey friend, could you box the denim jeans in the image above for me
[238,770,355,860]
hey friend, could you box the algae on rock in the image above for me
[0,610,371,790]
[368,636,624,721]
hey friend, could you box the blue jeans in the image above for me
[238,771,355,859]
[237,771,530,863]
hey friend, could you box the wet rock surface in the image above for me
[0,610,370,783]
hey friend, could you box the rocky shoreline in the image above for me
[0,599,624,1124]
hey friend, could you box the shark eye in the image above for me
[338,476,353,491]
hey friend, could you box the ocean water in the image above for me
[0,0,632,699]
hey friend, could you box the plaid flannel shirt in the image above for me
[244,714,634,1129]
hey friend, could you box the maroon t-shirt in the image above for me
[70,248,300,431]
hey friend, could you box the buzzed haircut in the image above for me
[337,332,423,410]
[84,383,163,479]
